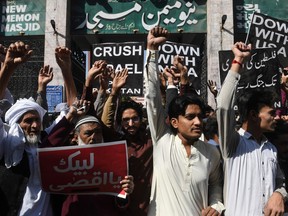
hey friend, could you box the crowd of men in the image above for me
[0,27,287,216]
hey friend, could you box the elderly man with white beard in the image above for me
[0,40,54,215]
[41,100,134,216]
[0,98,53,216]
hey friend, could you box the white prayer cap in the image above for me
[5,97,47,125]
[75,115,101,129]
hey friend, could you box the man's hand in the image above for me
[232,42,251,61]
[55,46,71,70]
[111,68,128,95]
[264,192,285,216]
[4,41,33,69]
[98,65,114,92]
[201,206,221,216]
[207,80,218,98]
[66,99,91,122]
[163,66,180,86]
[147,26,169,50]
[86,60,108,87]
[38,65,53,88]
[120,175,134,195]
[173,55,185,71]
[231,42,251,72]
[173,55,188,85]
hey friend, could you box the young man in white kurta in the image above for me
[144,27,224,216]
[217,42,288,215]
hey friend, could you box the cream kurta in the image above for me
[144,50,224,216]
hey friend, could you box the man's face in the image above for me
[259,106,279,132]
[171,104,203,142]
[121,108,141,136]
[18,110,41,144]
[77,122,103,145]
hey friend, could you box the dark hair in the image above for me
[203,116,218,140]
[236,89,278,123]
[116,100,143,124]
[168,93,205,120]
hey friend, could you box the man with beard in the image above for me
[0,41,79,215]
[0,98,52,216]
[114,100,152,216]
[98,67,152,216]
[0,41,54,215]
[41,100,134,216]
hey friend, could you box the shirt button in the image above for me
[263,177,265,180]
[187,173,190,176]
[188,164,192,167]
[263,194,265,197]
[262,162,264,165]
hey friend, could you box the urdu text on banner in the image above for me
[38,140,128,198]
[218,48,281,107]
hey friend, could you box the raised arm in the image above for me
[36,65,54,128]
[172,55,190,96]
[144,26,169,143]
[101,68,128,128]
[55,46,77,106]
[0,42,32,160]
[41,99,90,147]
[0,41,32,99]
[82,60,108,116]
[207,80,218,102]
[216,42,251,158]
[163,66,178,115]
[94,68,111,117]
[36,65,53,109]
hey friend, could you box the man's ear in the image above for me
[170,117,179,129]
[75,134,79,144]
[249,110,259,121]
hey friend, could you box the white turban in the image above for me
[3,98,47,168]
[5,97,46,125]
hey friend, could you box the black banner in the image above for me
[158,41,202,95]
[247,12,288,67]
[92,42,144,96]
[219,48,281,107]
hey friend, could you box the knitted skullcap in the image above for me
[75,115,101,129]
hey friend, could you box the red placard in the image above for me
[38,141,128,197]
